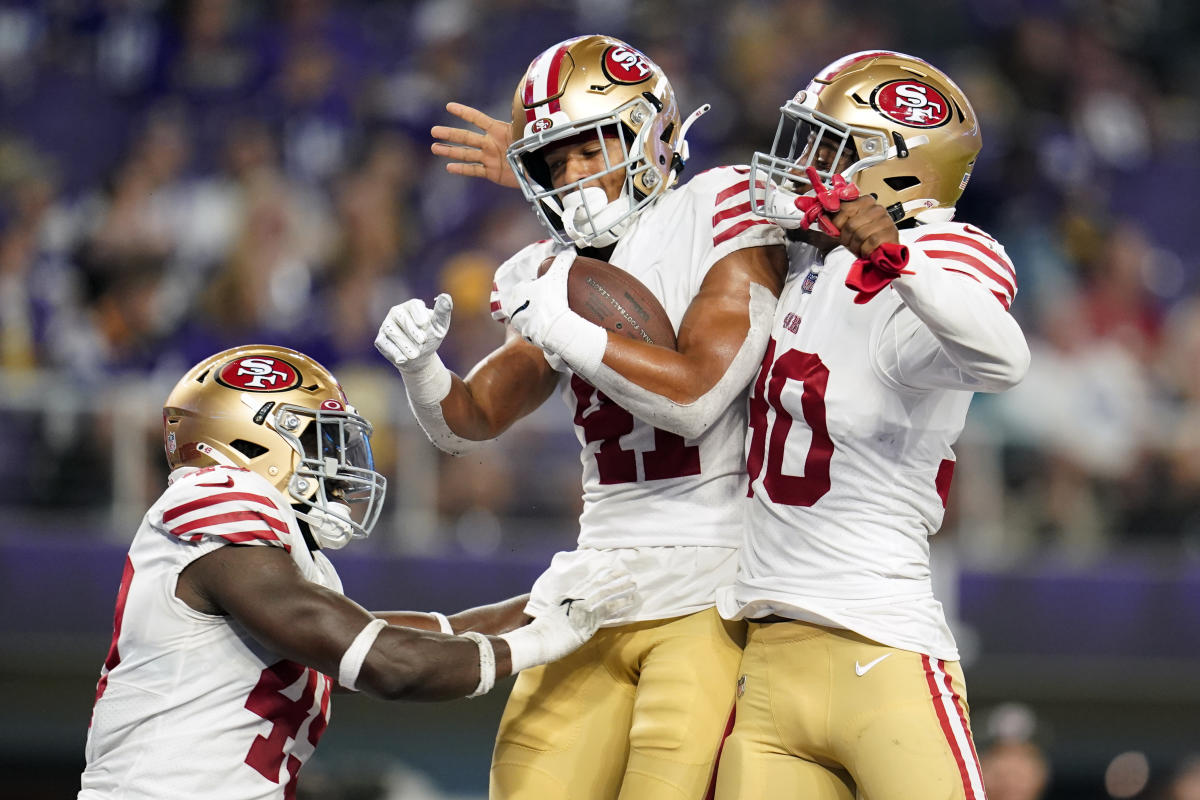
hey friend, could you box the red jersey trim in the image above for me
[163,491,282,523]
[916,232,1016,281]
[924,249,1015,298]
[712,200,753,226]
[713,218,774,247]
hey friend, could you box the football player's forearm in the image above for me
[577,283,776,439]
[357,628,514,701]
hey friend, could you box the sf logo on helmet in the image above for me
[217,356,302,391]
[532,118,553,133]
[873,80,951,128]
[601,45,653,85]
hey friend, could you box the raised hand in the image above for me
[430,102,519,188]
[494,250,575,348]
[375,294,453,374]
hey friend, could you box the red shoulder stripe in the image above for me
[942,267,1012,310]
[923,249,1015,297]
[714,180,750,206]
[170,510,288,537]
[713,218,774,247]
[163,491,281,523]
[712,200,753,226]
[916,232,1016,281]
[217,530,292,550]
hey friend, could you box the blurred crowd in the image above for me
[1,0,1199,562]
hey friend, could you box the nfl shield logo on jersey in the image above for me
[802,270,818,294]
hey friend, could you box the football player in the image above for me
[376,35,787,800]
[78,344,635,800]
[713,51,1031,800]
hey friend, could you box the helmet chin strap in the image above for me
[294,500,355,550]
[561,186,633,248]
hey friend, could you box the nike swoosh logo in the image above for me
[198,476,235,488]
[962,224,995,242]
[855,654,892,676]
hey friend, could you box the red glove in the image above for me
[844,242,912,304]
[792,166,859,236]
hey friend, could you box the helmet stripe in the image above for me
[523,41,573,122]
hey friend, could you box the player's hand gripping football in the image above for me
[500,567,639,672]
[491,250,608,376]
[375,294,453,373]
[431,102,519,188]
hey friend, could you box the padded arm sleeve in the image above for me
[406,392,493,456]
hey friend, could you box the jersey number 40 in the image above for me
[746,340,834,507]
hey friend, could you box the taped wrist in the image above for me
[338,618,388,691]
[540,311,608,377]
[498,621,550,674]
[461,632,496,698]
[399,352,453,406]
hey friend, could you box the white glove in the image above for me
[500,567,639,673]
[375,294,454,405]
[492,250,607,375]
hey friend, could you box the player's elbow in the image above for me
[971,339,1031,393]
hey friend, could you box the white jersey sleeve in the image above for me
[80,466,341,800]
[876,222,1030,393]
[153,467,295,552]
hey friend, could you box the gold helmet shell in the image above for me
[751,51,981,225]
[163,345,386,542]
[505,35,684,246]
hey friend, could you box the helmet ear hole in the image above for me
[230,439,269,459]
[883,175,920,191]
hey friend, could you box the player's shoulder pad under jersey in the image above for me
[907,220,1017,310]
[157,466,296,552]
[493,239,560,289]
[680,164,782,249]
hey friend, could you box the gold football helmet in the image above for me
[751,51,981,225]
[506,35,700,247]
[163,345,386,547]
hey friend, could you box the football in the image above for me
[539,255,677,348]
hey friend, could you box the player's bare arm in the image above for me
[430,102,518,188]
[492,242,788,439]
[438,330,560,440]
[599,243,787,402]
[375,594,532,635]
[177,543,512,701]
[376,293,559,452]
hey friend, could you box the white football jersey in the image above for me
[495,167,784,618]
[80,465,342,800]
[718,221,1023,660]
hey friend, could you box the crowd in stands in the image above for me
[1,0,1198,562]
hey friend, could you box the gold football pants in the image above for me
[715,620,986,800]
[491,607,746,800]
